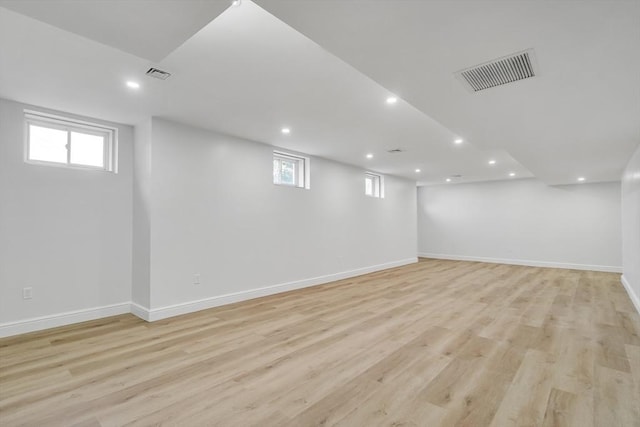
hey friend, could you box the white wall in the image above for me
[134,118,417,317]
[132,118,151,309]
[417,178,622,271]
[0,98,133,332]
[622,144,640,313]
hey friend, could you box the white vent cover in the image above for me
[455,49,537,92]
[146,68,171,80]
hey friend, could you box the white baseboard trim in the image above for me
[0,258,418,337]
[0,302,130,339]
[621,275,640,315]
[417,252,623,273]
[140,258,418,322]
[130,302,151,321]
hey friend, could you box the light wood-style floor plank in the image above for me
[1,259,638,426]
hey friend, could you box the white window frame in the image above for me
[24,110,118,172]
[365,172,384,198]
[273,150,310,189]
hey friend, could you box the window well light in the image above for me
[488,160,496,165]
[386,96,398,105]
[577,177,586,182]
[126,81,140,89]
[281,127,291,134]
[454,138,463,144]
[366,153,373,159]
[509,172,516,177]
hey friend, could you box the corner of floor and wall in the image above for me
[0,99,417,338]
[621,142,640,315]
[0,97,639,338]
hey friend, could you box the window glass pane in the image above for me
[70,132,104,167]
[365,176,373,196]
[366,174,382,197]
[273,152,307,188]
[273,158,281,184]
[28,124,67,164]
[280,159,296,185]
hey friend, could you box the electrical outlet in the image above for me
[23,287,33,300]
[193,274,201,285]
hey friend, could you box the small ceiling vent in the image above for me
[146,68,171,80]
[455,49,537,92]
[387,148,404,154]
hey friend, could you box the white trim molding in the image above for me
[0,258,418,336]
[621,275,640,315]
[0,302,130,338]
[133,258,418,322]
[130,302,151,322]
[418,253,623,273]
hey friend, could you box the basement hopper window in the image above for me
[24,111,117,172]
[365,172,384,198]
[273,151,310,189]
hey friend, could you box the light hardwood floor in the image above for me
[1,259,639,426]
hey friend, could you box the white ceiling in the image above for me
[257,0,640,185]
[0,0,229,61]
[1,0,638,186]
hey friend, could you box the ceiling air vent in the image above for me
[146,68,171,80]
[455,49,537,92]
[387,148,404,154]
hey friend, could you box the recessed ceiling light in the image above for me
[454,138,463,144]
[126,81,140,89]
[415,169,421,173]
[577,177,586,182]
[386,96,398,105]
[509,172,516,177]
[366,153,373,159]
[446,178,451,182]
[281,128,291,134]
[488,160,496,165]
[231,0,241,6]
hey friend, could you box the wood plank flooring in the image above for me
[1,259,639,426]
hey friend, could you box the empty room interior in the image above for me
[1,0,639,426]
